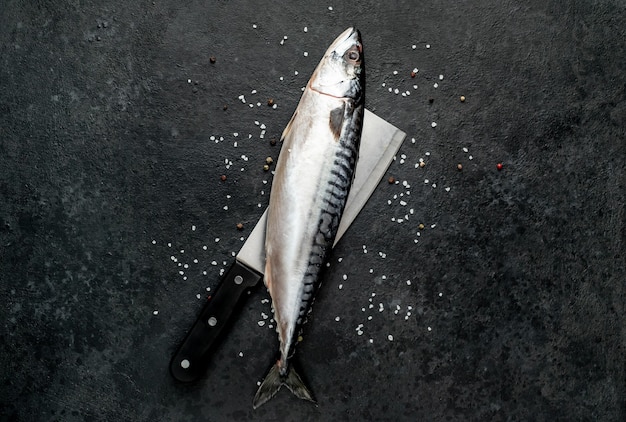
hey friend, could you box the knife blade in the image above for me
[170,109,406,383]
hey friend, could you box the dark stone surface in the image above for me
[1,0,625,420]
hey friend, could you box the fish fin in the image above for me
[252,362,316,409]
[263,258,272,289]
[329,104,345,141]
[280,110,298,142]
[253,363,283,409]
[283,365,316,404]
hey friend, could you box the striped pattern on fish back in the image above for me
[295,101,364,326]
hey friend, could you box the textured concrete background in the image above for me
[1,0,625,421]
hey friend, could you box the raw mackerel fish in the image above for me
[253,27,365,409]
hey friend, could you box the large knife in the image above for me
[170,109,406,382]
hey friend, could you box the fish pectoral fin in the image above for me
[329,103,345,141]
[280,110,298,142]
[252,362,316,409]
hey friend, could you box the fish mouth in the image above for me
[329,27,362,53]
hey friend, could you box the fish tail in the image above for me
[252,361,316,409]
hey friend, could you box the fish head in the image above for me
[309,27,364,101]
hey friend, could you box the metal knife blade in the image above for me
[170,109,406,382]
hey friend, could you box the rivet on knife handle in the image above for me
[170,261,263,383]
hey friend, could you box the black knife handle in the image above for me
[169,261,263,383]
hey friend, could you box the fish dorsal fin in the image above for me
[280,110,298,142]
[329,104,345,141]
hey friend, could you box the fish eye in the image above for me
[347,50,360,62]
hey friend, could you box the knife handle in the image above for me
[169,261,263,383]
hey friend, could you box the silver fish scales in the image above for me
[253,27,365,409]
